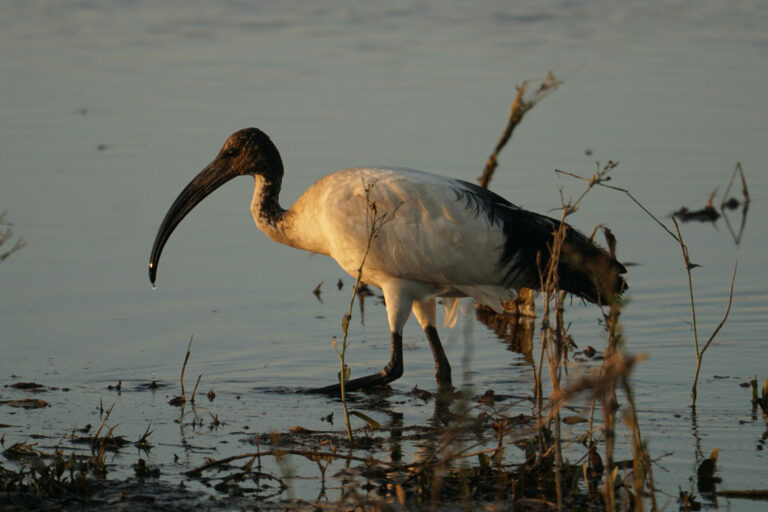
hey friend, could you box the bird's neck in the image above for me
[250,174,331,256]
[250,175,290,243]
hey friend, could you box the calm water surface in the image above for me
[1,1,767,508]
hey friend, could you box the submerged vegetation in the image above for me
[0,403,151,509]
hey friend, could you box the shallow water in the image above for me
[1,0,767,509]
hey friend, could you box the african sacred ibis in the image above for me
[149,128,626,394]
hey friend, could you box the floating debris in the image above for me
[9,382,45,390]
[477,389,497,404]
[672,205,720,223]
[716,489,768,499]
[70,434,130,450]
[312,281,323,302]
[135,458,161,478]
[2,399,50,409]
[2,441,47,461]
[697,448,721,493]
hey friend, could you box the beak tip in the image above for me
[149,262,157,286]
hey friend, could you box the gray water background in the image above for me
[1,0,767,507]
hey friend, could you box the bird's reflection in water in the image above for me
[474,301,535,364]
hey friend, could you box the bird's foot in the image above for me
[434,362,453,395]
[307,368,400,395]
[436,378,454,396]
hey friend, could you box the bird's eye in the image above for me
[223,147,240,158]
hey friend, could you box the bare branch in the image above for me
[479,72,561,189]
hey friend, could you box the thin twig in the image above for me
[556,169,680,242]
[700,262,737,357]
[721,162,750,245]
[721,162,750,208]
[671,219,702,403]
[691,262,738,401]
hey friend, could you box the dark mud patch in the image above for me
[8,382,46,391]
[0,478,227,512]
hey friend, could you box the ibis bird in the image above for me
[149,128,626,394]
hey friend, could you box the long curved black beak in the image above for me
[149,157,238,285]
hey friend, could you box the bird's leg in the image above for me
[309,332,403,395]
[309,282,413,395]
[412,299,453,392]
[424,326,452,392]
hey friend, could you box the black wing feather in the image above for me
[454,179,627,304]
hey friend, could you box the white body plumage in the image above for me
[254,167,524,327]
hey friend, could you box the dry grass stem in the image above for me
[335,181,398,442]
[179,335,193,404]
[672,218,700,358]
[534,162,663,510]
[699,263,737,358]
[479,72,561,189]
[92,404,115,441]
[477,73,561,319]
[557,168,680,242]
[190,374,202,404]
